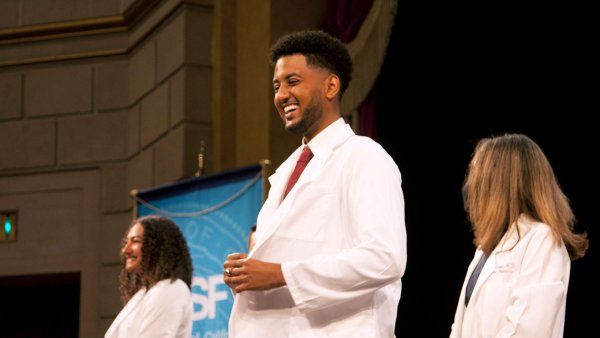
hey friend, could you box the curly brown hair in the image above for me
[119,215,193,304]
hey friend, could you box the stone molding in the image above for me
[0,0,212,67]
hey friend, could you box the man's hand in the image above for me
[223,253,286,292]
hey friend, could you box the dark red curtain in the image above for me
[321,0,375,43]
[321,0,378,139]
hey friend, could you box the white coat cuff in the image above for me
[281,261,314,312]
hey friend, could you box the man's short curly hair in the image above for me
[270,30,353,97]
[119,215,193,303]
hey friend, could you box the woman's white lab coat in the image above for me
[104,278,192,338]
[450,216,570,338]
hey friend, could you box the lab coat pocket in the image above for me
[480,282,511,337]
[277,185,334,242]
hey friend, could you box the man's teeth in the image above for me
[284,105,299,113]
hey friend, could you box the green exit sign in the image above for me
[1,211,17,242]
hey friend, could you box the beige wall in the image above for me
[222,0,326,169]
[0,0,324,336]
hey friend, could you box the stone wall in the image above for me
[1,1,213,336]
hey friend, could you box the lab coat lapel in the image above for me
[251,123,354,256]
[468,249,495,305]
[251,149,330,255]
[249,150,299,256]
[468,226,520,304]
[295,123,353,191]
[283,146,330,198]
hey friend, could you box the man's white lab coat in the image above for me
[228,119,407,338]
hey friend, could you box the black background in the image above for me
[375,1,596,337]
[0,273,80,338]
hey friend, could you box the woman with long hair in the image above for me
[450,134,588,337]
[105,215,193,338]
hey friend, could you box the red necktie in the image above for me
[283,146,313,199]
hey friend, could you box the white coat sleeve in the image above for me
[138,280,192,338]
[495,227,569,338]
[281,144,407,313]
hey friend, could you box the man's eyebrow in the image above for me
[285,73,300,80]
[273,72,301,84]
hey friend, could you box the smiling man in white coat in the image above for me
[223,31,407,338]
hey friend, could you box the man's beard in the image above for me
[286,91,323,135]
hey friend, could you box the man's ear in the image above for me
[324,74,341,100]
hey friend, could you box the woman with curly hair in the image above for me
[105,215,193,338]
[450,134,588,338]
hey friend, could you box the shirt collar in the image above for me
[303,117,346,155]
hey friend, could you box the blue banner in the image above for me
[137,165,263,338]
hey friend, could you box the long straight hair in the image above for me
[464,134,588,259]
